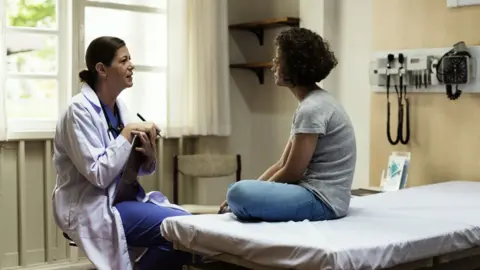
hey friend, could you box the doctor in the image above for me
[52,36,192,270]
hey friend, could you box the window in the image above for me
[2,0,71,139]
[0,0,168,139]
[75,0,167,125]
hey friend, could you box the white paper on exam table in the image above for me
[161,181,480,270]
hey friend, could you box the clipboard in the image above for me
[112,134,147,205]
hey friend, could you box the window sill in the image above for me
[6,130,55,141]
[5,119,56,141]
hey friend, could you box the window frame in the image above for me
[3,0,73,140]
[0,0,168,140]
[75,0,167,86]
[0,0,7,140]
[75,0,168,125]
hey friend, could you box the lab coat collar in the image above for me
[80,83,130,121]
[81,83,102,114]
[80,83,134,128]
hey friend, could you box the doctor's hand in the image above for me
[131,130,156,158]
[121,122,160,143]
[135,122,159,143]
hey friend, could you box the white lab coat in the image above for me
[52,84,184,270]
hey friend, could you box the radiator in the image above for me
[0,137,191,269]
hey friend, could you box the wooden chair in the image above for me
[173,154,241,214]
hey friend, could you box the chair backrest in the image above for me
[172,154,241,204]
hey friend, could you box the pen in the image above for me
[137,113,161,137]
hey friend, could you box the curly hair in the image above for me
[274,27,338,87]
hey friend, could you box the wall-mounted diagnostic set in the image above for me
[369,41,480,145]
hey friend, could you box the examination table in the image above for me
[160,181,480,270]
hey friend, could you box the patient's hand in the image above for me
[218,200,229,214]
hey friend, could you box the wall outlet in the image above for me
[369,45,480,93]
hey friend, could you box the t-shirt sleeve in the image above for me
[292,104,331,135]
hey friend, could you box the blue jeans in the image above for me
[226,180,336,222]
[116,201,193,270]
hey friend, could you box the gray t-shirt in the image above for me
[291,89,356,218]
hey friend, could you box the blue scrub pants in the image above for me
[226,180,337,222]
[116,201,192,270]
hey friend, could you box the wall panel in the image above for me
[370,0,480,187]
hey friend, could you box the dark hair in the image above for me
[79,36,126,90]
[274,27,338,87]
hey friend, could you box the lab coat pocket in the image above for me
[78,195,112,239]
[67,207,78,231]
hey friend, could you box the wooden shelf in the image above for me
[228,17,298,84]
[229,17,300,29]
[230,62,273,84]
[229,17,300,45]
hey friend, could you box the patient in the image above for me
[220,27,357,222]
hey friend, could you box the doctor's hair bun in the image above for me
[79,69,92,83]
[274,27,338,86]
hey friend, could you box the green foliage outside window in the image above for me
[7,0,56,58]
[8,0,55,28]
[6,0,57,101]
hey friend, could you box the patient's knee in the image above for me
[226,180,255,206]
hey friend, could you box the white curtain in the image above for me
[163,0,231,138]
[0,0,7,141]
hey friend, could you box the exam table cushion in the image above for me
[160,181,480,270]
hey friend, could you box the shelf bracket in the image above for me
[232,66,265,84]
[230,63,272,84]
[248,27,265,46]
[251,67,265,84]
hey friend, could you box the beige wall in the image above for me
[334,0,373,189]
[300,0,372,188]
[369,0,480,187]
